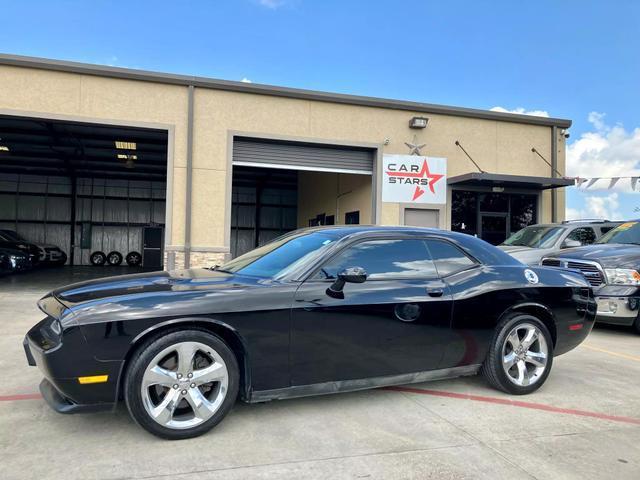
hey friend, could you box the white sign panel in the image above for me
[382,155,447,204]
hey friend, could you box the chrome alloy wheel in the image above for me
[141,341,228,429]
[501,323,549,387]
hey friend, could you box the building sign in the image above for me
[382,154,447,204]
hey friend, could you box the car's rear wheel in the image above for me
[124,330,239,440]
[482,313,553,395]
[633,314,640,335]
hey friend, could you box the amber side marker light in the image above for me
[78,375,109,384]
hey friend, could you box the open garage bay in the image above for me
[0,114,168,271]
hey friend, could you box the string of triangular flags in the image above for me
[573,176,640,190]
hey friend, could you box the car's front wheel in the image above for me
[482,313,553,395]
[124,330,239,439]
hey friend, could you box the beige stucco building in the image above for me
[0,54,572,270]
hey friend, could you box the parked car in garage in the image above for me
[0,247,32,275]
[25,226,596,439]
[499,220,621,265]
[0,231,40,266]
[542,220,640,333]
[0,229,67,266]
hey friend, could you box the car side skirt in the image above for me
[248,364,481,403]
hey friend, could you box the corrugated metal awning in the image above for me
[448,172,574,190]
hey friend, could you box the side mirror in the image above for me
[326,267,367,298]
[562,239,582,249]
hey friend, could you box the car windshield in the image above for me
[217,230,340,279]
[596,221,640,245]
[501,226,565,249]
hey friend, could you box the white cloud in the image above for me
[490,106,550,117]
[566,192,622,221]
[258,0,286,8]
[240,77,252,83]
[567,112,640,192]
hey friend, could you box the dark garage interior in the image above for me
[0,115,168,273]
[231,166,298,258]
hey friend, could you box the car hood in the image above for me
[498,245,550,265]
[498,245,535,254]
[545,243,640,269]
[52,268,267,306]
[0,247,29,257]
[0,241,38,252]
[39,243,61,249]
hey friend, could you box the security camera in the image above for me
[383,138,390,145]
[561,129,570,139]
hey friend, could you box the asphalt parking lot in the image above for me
[1,268,640,480]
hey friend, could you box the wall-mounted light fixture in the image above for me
[409,116,429,129]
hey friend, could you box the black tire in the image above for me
[125,251,142,267]
[481,313,554,395]
[106,251,123,266]
[124,329,239,440]
[89,251,107,266]
[633,314,640,335]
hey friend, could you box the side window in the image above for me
[316,238,437,280]
[345,211,360,225]
[567,227,596,245]
[426,240,477,277]
[599,226,615,235]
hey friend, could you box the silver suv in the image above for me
[498,220,621,265]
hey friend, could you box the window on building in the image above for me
[451,191,478,236]
[510,194,538,233]
[315,238,437,280]
[345,211,360,225]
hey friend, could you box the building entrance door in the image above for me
[480,214,508,245]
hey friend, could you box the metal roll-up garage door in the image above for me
[233,137,374,174]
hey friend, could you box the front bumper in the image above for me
[38,378,112,414]
[595,296,639,326]
[24,318,121,414]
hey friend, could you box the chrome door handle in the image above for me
[427,288,444,297]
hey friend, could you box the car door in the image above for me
[424,239,486,368]
[290,236,454,386]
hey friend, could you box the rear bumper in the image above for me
[595,296,638,326]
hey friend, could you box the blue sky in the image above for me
[1,0,639,219]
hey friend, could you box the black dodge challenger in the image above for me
[25,226,596,439]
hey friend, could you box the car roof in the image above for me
[522,221,621,229]
[299,225,454,237]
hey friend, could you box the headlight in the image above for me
[10,255,17,268]
[604,268,640,286]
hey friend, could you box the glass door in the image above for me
[480,214,508,245]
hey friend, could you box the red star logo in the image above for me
[385,159,444,194]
